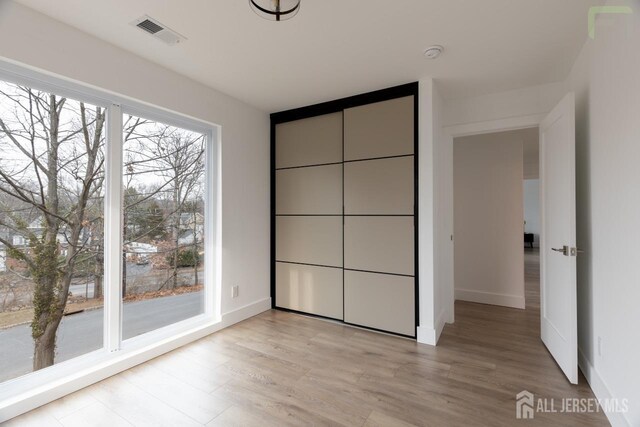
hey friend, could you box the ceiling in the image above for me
[15,0,601,112]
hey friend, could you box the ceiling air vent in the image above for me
[131,15,187,45]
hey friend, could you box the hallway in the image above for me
[439,248,605,425]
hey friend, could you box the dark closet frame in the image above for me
[270,82,419,339]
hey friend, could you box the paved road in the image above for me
[0,292,204,382]
[68,263,153,298]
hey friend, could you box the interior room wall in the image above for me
[417,79,436,344]
[523,179,540,247]
[522,128,540,180]
[566,2,640,425]
[453,131,525,309]
[418,78,452,345]
[0,1,271,320]
[432,81,454,337]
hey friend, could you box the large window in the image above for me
[0,80,105,382]
[122,115,206,339]
[0,71,216,389]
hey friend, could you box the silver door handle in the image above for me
[552,246,569,256]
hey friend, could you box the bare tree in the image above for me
[0,83,104,370]
[123,123,205,292]
[161,134,205,289]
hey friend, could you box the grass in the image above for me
[0,284,203,330]
[0,299,104,330]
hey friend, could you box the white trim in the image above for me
[417,309,448,346]
[0,56,216,135]
[455,289,525,309]
[208,126,223,323]
[435,309,446,341]
[0,298,271,423]
[444,114,544,138]
[104,104,124,353]
[443,113,545,326]
[416,326,437,346]
[578,348,631,427]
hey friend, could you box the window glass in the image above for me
[122,114,206,340]
[0,80,105,381]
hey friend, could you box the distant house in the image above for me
[177,212,204,247]
[178,229,200,246]
[8,217,89,257]
[179,212,204,234]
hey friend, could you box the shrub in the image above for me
[168,249,200,268]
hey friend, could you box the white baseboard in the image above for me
[0,297,272,423]
[417,310,447,346]
[435,310,446,342]
[455,289,525,309]
[417,326,437,346]
[578,348,631,427]
[221,297,272,327]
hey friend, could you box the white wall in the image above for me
[417,79,436,344]
[417,78,453,346]
[453,131,525,309]
[522,127,540,180]
[0,1,270,318]
[567,2,640,425]
[432,81,454,337]
[523,179,540,247]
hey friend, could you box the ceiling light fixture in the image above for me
[250,0,301,21]
[424,45,444,59]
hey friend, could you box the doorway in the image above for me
[453,127,539,312]
[447,92,579,385]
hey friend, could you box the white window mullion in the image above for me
[205,128,221,322]
[104,104,123,352]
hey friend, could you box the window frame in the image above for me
[0,58,222,418]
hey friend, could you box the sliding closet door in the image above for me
[274,112,344,320]
[343,96,416,336]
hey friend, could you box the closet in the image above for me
[272,83,417,337]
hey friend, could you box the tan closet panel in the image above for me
[344,216,414,275]
[344,157,414,215]
[273,86,417,338]
[344,96,414,161]
[276,262,343,319]
[276,216,343,267]
[275,112,343,168]
[344,270,415,336]
[276,164,342,215]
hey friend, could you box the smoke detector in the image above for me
[424,45,444,59]
[131,15,187,45]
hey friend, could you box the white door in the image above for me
[539,92,578,384]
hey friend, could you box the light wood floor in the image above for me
[7,249,608,426]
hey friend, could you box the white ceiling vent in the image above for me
[131,15,186,45]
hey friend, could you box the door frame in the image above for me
[270,82,420,338]
[442,113,546,325]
